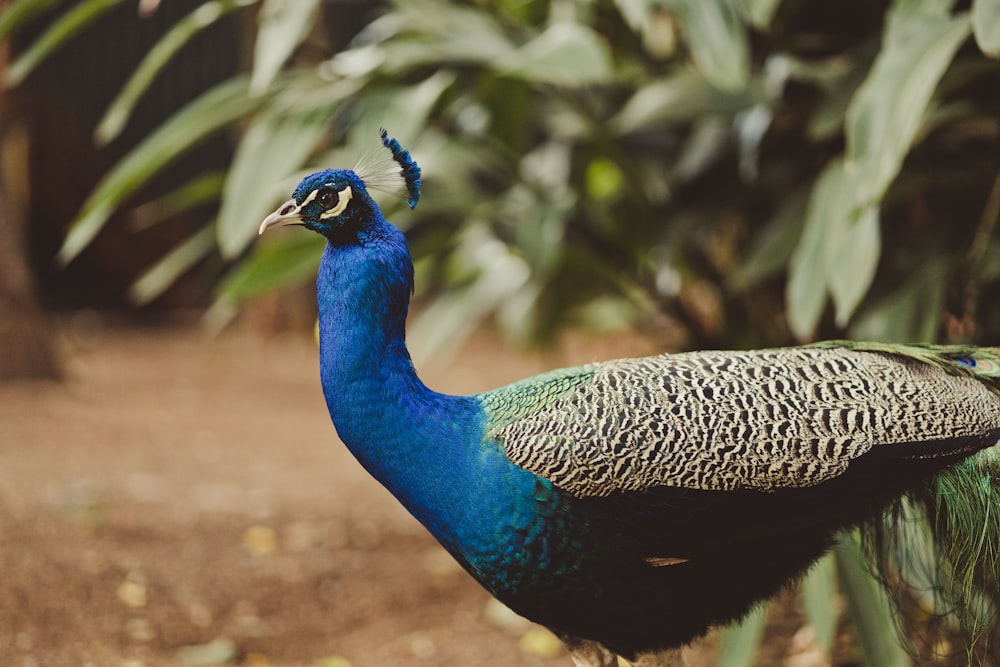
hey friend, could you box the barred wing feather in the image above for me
[482,346,1000,497]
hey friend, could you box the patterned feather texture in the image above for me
[484,344,1000,496]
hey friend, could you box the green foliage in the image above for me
[58,75,260,264]
[95,0,256,145]
[786,1,974,338]
[799,553,838,651]
[973,0,1000,56]
[8,0,998,348]
[250,0,321,95]
[836,533,913,667]
[4,0,129,87]
[716,602,767,667]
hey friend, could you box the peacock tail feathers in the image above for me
[859,445,1000,661]
[485,340,1000,657]
[931,447,1000,605]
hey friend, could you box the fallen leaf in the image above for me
[242,525,277,556]
[315,657,352,667]
[124,618,156,642]
[175,638,237,666]
[117,575,148,608]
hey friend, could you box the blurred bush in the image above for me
[5,0,1000,352]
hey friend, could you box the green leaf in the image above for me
[828,204,880,327]
[501,21,613,85]
[0,0,60,43]
[347,71,456,154]
[800,554,839,651]
[96,0,256,144]
[806,56,872,141]
[612,70,763,132]
[216,106,332,259]
[738,0,782,29]
[136,170,227,224]
[672,117,731,182]
[787,158,883,338]
[59,76,259,265]
[129,225,216,305]
[251,0,320,95]
[409,226,532,365]
[217,232,325,303]
[669,0,750,91]
[5,0,128,87]
[729,188,807,291]
[973,0,1000,56]
[334,2,513,76]
[613,0,650,32]
[716,603,768,667]
[786,160,844,339]
[850,260,947,342]
[895,0,959,12]
[980,240,1000,282]
[845,5,971,206]
[835,534,912,667]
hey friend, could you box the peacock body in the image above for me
[259,132,1000,666]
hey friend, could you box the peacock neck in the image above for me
[316,223,419,411]
[317,223,439,442]
[315,222,486,538]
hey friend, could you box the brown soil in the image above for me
[0,322,821,667]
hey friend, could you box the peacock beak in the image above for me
[259,198,302,235]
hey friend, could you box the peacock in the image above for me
[259,131,1000,667]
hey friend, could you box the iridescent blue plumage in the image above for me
[259,132,1000,667]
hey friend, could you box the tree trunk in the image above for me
[0,158,61,381]
[0,29,61,381]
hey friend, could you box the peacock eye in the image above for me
[316,188,339,210]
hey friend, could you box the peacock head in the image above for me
[258,169,372,243]
[258,129,421,244]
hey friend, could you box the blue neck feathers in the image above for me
[315,218,489,544]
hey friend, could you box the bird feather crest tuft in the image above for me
[354,129,421,209]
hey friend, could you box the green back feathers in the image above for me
[479,364,597,432]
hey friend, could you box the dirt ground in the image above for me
[0,320,827,667]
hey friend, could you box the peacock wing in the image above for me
[481,345,1000,498]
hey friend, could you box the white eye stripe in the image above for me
[318,185,353,219]
[298,186,325,208]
